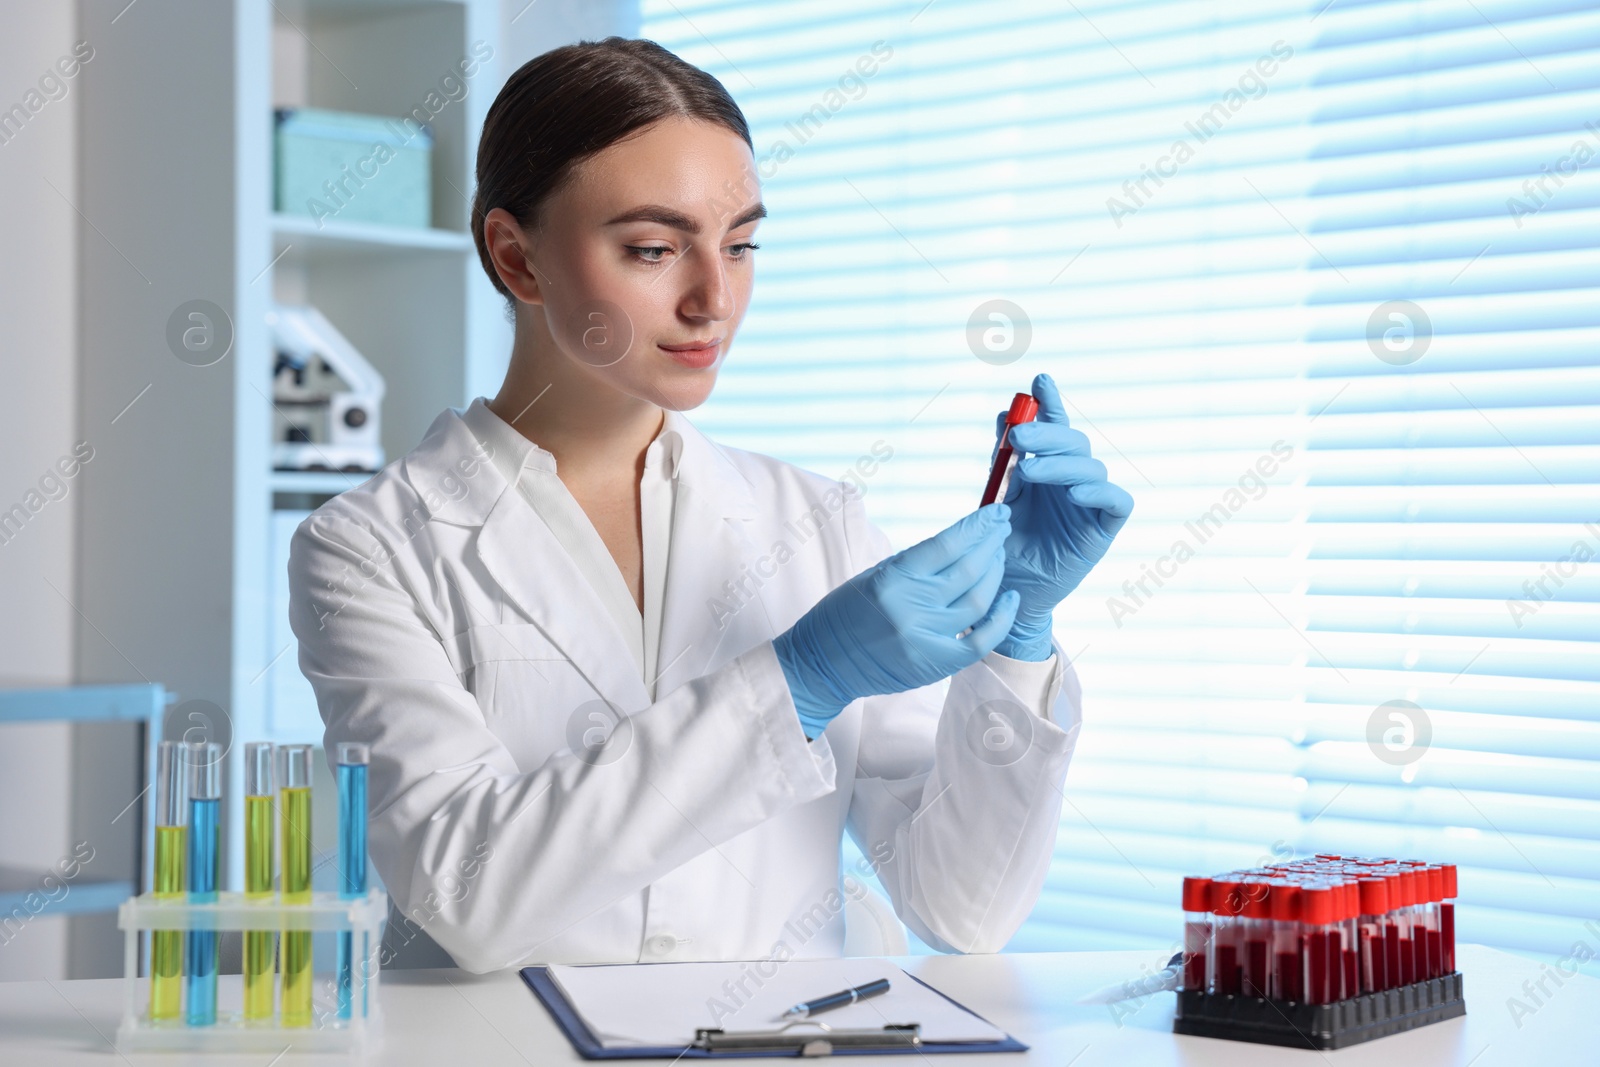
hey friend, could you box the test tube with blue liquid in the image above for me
[185,741,221,1025]
[150,741,187,1021]
[336,742,369,1018]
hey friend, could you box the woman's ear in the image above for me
[483,207,543,306]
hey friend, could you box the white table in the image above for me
[1,944,1591,1065]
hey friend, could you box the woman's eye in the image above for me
[626,245,671,264]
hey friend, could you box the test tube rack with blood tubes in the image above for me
[1173,856,1465,1050]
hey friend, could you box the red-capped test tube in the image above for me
[1440,863,1458,974]
[1269,881,1301,1002]
[1299,884,1337,1005]
[1241,879,1273,998]
[1414,862,1445,979]
[980,392,1040,506]
[1210,878,1245,995]
[1379,865,1414,986]
[1338,880,1359,1000]
[1180,877,1212,992]
[1357,877,1389,993]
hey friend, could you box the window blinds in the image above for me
[640,0,1600,972]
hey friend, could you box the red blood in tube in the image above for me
[1300,886,1333,1005]
[1441,901,1456,975]
[1246,938,1269,998]
[1307,931,1329,1004]
[980,393,1040,506]
[1384,919,1402,991]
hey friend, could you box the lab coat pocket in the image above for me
[445,622,589,733]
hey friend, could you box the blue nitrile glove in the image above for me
[991,373,1135,661]
[772,503,1023,738]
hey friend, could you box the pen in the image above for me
[782,977,891,1019]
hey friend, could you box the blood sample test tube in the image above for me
[1241,879,1273,998]
[1331,883,1356,998]
[1391,866,1417,986]
[1405,866,1425,985]
[1180,876,1212,993]
[1299,885,1334,1005]
[1210,878,1245,995]
[1410,864,1439,979]
[1440,863,1458,974]
[1357,877,1389,994]
[980,392,1040,506]
[1270,881,1301,1002]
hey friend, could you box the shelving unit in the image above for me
[0,686,168,915]
[78,0,508,893]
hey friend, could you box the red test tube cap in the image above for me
[1337,881,1358,921]
[1425,866,1444,903]
[1300,885,1333,925]
[1358,877,1388,915]
[1182,876,1212,912]
[1243,880,1273,919]
[1441,864,1458,898]
[1270,881,1299,922]
[1211,879,1245,916]
[1006,392,1040,424]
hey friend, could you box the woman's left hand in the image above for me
[991,373,1134,660]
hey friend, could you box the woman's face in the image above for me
[491,115,765,412]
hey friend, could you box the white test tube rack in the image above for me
[115,888,386,1053]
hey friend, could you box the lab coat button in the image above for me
[648,934,678,955]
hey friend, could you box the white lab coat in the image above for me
[287,402,1084,973]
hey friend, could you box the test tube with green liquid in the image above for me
[336,742,369,1019]
[150,740,187,1021]
[243,742,276,1021]
[185,742,221,1025]
[279,745,314,1027]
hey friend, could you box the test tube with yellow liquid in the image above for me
[243,742,275,1021]
[278,745,314,1027]
[150,741,187,1021]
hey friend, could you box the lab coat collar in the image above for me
[399,401,771,709]
[400,402,757,526]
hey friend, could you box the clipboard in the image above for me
[520,965,1030,1058]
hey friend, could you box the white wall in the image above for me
[0,0,81,981]
[500,0,639,78]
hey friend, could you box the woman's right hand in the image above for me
[771,502,1021,738]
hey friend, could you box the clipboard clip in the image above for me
[694,1020,923,1056]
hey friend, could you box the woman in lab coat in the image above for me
[288,38,1132,974]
